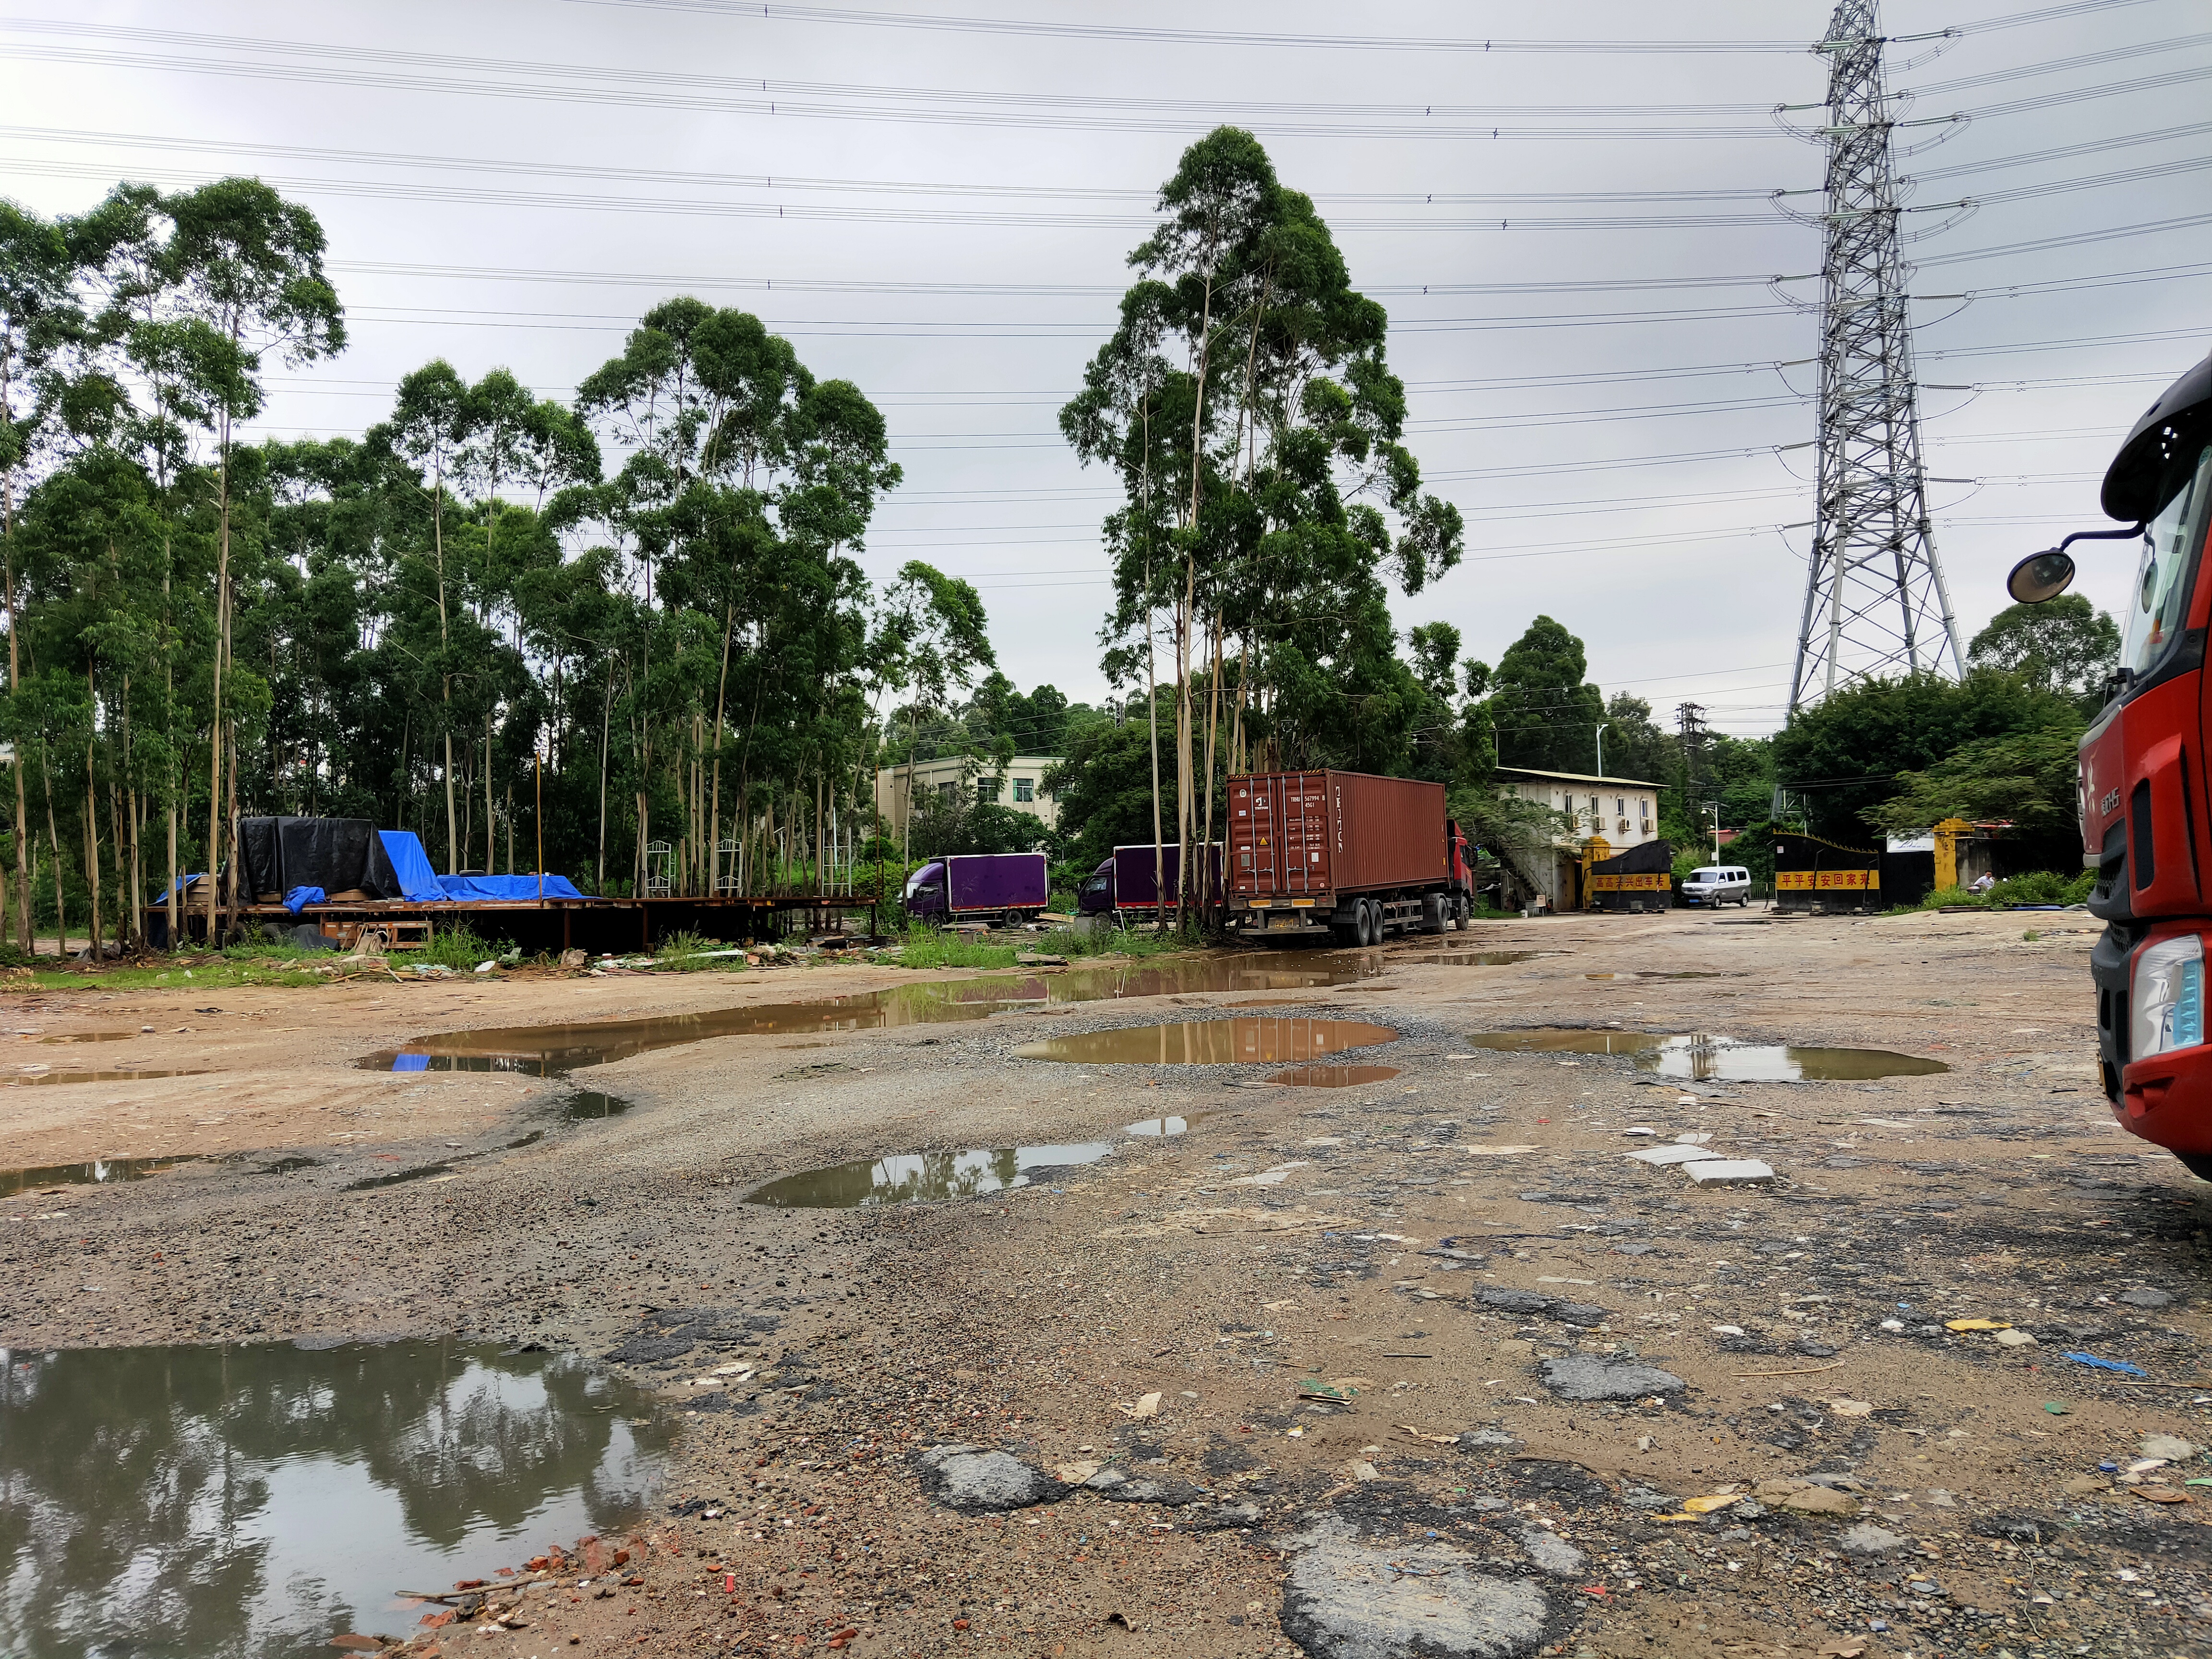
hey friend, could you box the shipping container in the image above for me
[1226,770,1467,944]
[903,852,1048,925]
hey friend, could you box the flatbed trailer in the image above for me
[144,892,880,954]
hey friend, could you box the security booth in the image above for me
[1585,837,1674,913]
[1773,831,1882,914]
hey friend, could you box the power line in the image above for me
[559,0,2169,54]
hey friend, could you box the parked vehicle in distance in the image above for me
[2002,350,2212,1177]
[1682,865,1753,907]
[1075,843,1224,919]
[903,852,1048,926]
[1224,769,1474,945]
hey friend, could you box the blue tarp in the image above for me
[377,831,447,903]
[283,885,326,915]
[437,872,587,902]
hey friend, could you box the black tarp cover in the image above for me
[238,817,402,900]
[1591,838,1674,876]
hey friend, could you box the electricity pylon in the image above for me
[1788,0,1963,714]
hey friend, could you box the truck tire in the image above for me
[1360,899,1382,947]
[1331,919,1360,948]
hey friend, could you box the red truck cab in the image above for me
[2034,353,2212,1173]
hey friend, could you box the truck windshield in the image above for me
[2122,441,2212,677]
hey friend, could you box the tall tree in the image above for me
[1063,127,1462,920]
[1967,594,2119,712]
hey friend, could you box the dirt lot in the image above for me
[7,907,2211,1659]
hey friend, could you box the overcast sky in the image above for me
[4,0,2206,737]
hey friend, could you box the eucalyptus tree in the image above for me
[1064,128,1464,919]
[879,561,994,867]
[0,201,79,949]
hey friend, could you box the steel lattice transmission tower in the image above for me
[1788,0,1963,713]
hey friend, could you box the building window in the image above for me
[1615,796,1625,816]
[1013,777,1035,802]
[977,775,1004,804]
[937,781,958,803]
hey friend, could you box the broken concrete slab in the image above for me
[1516,1526,1587,1578]
[2118,1286,2176,1309]
[2141,1433,2199,1462]
[1278,1515,1558,1659]
[1839,1523,1909,1556]
[1684,1159,1777,1186]
[1477,1288,1554,1314]
[912,1443,1067,1512]
[1536,1356,1684,1402]
[1625,1144,1727,1167]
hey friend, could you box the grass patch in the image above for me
[417,924,514,972]
[1907,869,2093,911]
[884,930,1022,971]
[14,956,328,992]
[652,929,747,971]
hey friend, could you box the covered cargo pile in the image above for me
[1587,838,1673,913]
[1773,831,1881,914]
[238,817,404,902]
[239,818,586,906]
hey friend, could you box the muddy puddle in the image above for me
[1462,1028,1948,1082]
[1583,971,1743,982]
[1013,1015,1398,1068]
[360,951,1390,1076]
[0,1154,202,1198]
[1267,1063,1403,1088]
[2,1067,212,1086]
[39,1031,141,1044]
[749,1142,1116,1207]
[0,1339,671,1659]
[1414,950,1540,966]
[751,1110,1205,1207]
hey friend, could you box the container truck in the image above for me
[902,852,1048,927]
[1074,843,1224,919]
[1223,769,1475,944]
[2000,349,2212,1175]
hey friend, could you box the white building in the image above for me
[874,754,1061,839]
[1493,768,1664,910]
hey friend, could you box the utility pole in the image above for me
[1594,722,1610,779]
[1786,0,1963,713]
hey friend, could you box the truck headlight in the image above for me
[2134,934,2206,1060]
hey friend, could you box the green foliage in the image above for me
[884,931,1021,972]
[1485,616,1605,775]
[1771,670,2081,846]
[1063,123,1463,860]
[652,929,742,971]
[1044,714,1177,871]
[1863,726,2085,842]
[1968,594,2119,711]
[416,924,511,971]
[1913,869,2092,910]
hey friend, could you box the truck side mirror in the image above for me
[2007,549,2075,604]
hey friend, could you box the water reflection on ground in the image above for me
[1266,1064,1403,1088]
[0,1155,203,1198]
[1013,1016,1398,1067]
[359,951,1392,1076]
[0,1340,671,1659]
[1461,1029,1948,1082]
[747,1142,1117,1207]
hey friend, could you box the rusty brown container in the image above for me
[1227,770,1448,899]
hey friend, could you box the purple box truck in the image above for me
[902,852,1048,927]
[1075,843,1224,917]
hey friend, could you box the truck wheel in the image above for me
[2176,1151,2212,1181]
[1360,899,1382,947]
[1331,920,1360,948]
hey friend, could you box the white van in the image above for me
[1683,865,1753,908]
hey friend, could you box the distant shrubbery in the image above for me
[1910,869,2093,911]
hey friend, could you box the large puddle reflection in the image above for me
[359,951,1392,1075]
[749,1142,1116,1207]
[1462,1029,1949,1082]
[0,1339,672,1659]
[1013,1016,1399,1067]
